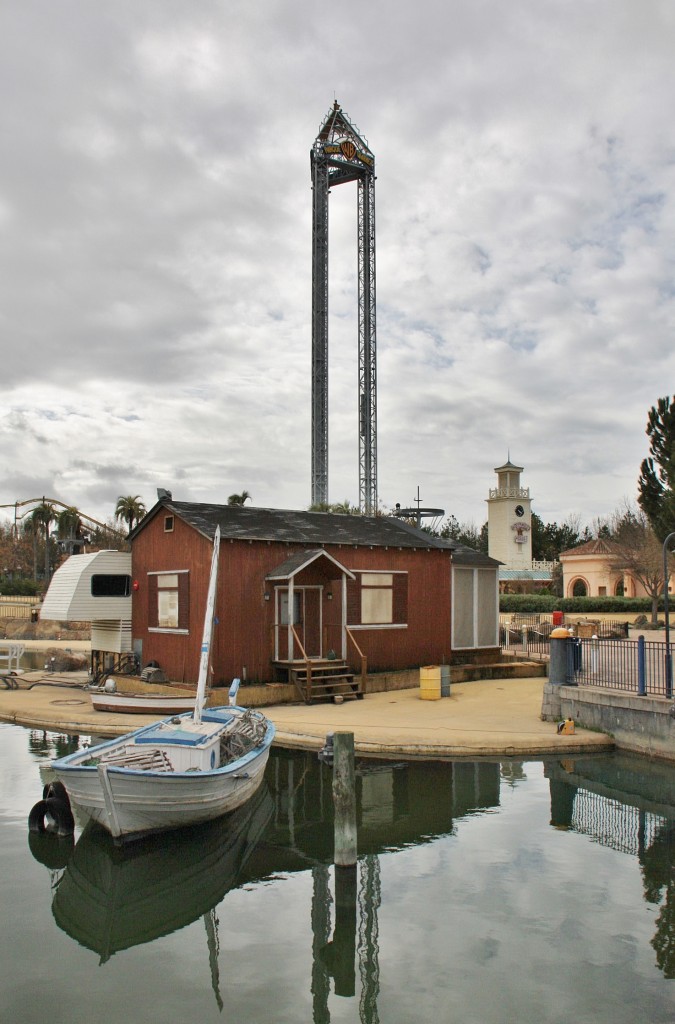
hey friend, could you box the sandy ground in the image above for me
[0,673,613,758]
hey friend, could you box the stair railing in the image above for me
[291,625,312,701]
[346,627,367,693]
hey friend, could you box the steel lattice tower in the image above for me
[311,102,377,513]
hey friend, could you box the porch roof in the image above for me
[265,548,355,582]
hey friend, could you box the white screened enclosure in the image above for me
[451,566,499,650]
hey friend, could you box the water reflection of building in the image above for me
[546,755,675,979]
[28,729,80,762]
[255,751,503,1024]
[262,750,501,865]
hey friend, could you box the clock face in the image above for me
[515,505,525,518]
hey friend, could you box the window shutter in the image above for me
[178,573,190,630]
[346,577,361,625]
[393,573,408,624]
[148,574,158,628]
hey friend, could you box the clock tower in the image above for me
[486,459,533,569]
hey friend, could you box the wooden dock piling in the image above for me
[332,731,357,867]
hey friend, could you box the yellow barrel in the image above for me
[420,665,441,700]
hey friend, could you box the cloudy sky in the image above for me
[1,0,674,533]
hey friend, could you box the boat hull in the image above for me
[51,706,275,842]
[90,692,199,715]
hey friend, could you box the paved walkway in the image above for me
[0,673,613,758]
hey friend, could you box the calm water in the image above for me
[2,722,675,1024]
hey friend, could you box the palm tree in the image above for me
[27,501,57,580]
[57,506,84,556]
[227,491,252,506]
[22,517,38,580]
[115,495,147,535]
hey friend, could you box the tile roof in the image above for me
[559,538,620,558]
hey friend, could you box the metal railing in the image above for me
[572,788,667,857]
[501,619,629,658]
[565,636,673,697]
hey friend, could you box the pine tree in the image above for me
[638,396,675,542]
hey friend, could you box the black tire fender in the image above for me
[28,830,74,869]
[28,797,75,836]
[42,780,70,805]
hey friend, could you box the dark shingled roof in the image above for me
[134,500,500,567]
[451,543,502,568]
[143,501,447,548]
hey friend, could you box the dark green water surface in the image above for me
[2,721,675,1023]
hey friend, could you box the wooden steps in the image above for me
[276,659,365,705]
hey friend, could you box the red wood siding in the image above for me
[132,515,453,684]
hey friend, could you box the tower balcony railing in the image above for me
[488,487,530,499]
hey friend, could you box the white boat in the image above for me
[88,685,201,715]
[48,526,276,843]
[50,700,274,842]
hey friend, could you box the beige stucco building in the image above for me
[559,538,671,598]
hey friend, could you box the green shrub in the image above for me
[0,578,41,597]
[499,594,664,614]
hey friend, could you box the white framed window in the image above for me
[148,570,189,632]
[348,571,408,628]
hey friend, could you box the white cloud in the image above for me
[1,0,674,528]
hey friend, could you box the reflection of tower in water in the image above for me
[311,855,381,1024]
[358,856,381,1024]
[266,750,502,1022]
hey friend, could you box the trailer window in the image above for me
[91,574,131,597]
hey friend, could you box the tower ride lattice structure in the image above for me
[311,102,377,514]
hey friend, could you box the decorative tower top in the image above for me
[489,460,529,501]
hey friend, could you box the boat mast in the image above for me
[193,525,221,724]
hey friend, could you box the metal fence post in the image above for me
[637,635,646,696]
[590,635,599,677]
[664,532,675,699]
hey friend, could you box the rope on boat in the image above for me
[219,709,268,765]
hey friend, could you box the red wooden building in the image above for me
[130,500,499,696]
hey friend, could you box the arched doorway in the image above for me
[571,577,588,597]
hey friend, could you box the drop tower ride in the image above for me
[311,102,377,513]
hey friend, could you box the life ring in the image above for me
[28,797,75,836]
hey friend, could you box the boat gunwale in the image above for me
[51,706,275,780]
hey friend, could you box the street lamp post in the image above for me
[664,532,675,699]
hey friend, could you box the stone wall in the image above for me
[543,634,675,761]
[543,682,675,762]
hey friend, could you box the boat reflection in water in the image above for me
[32,784,273,973]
